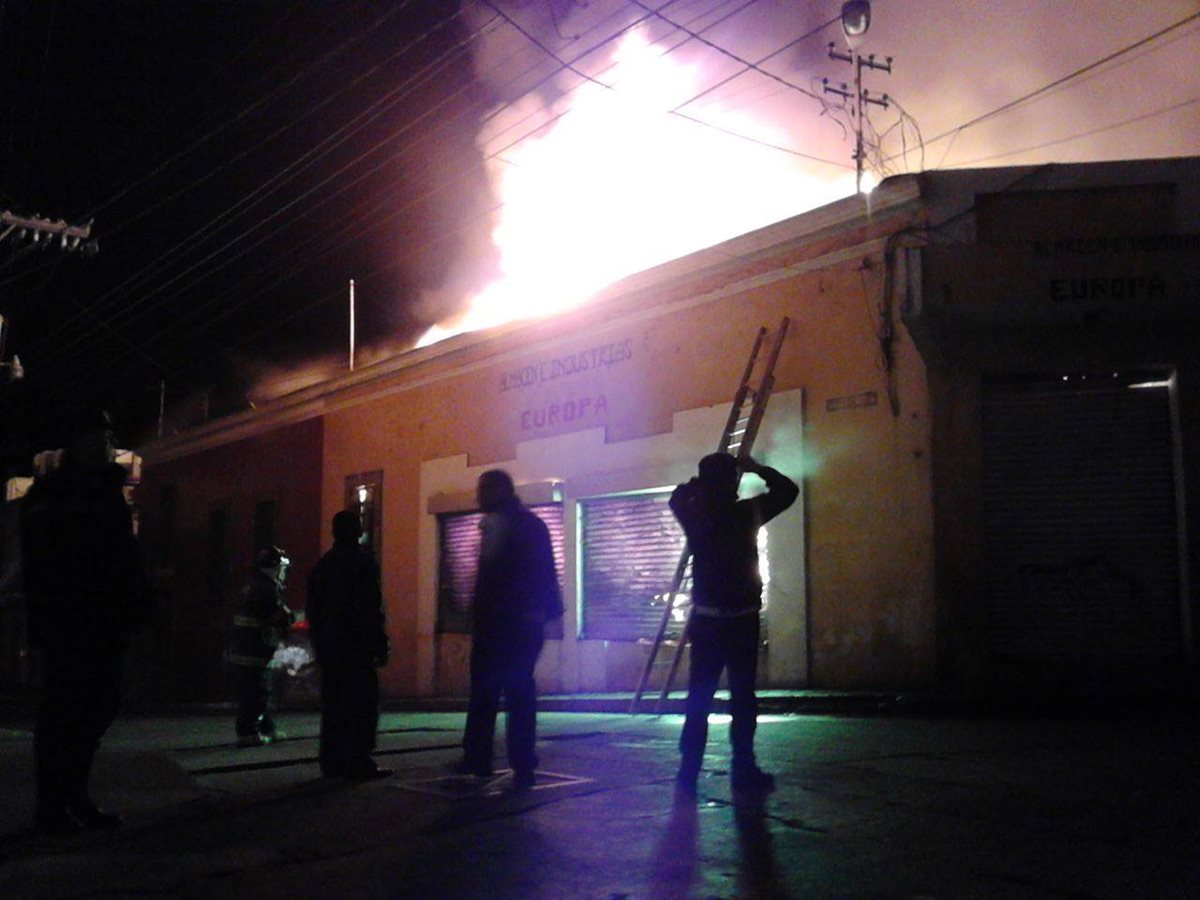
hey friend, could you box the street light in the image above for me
[841,1,871,39]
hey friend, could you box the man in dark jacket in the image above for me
[670,452,798,796]
[458,470,563,787]
[228,546,297,746]
[20,409,150,835]
[307,510,390,780]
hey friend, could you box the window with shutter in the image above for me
[436,503,565,634]
[579,491,686,641]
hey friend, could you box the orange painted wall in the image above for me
[321,231,937,696]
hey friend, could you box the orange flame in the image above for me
[417,28,854,347]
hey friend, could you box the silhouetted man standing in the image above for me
[308,510,391,780]
[670,453,798,796]
[458,470,563,787]
[20,409,150,835]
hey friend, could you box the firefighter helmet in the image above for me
[254,546,290,571]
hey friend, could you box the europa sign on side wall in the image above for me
[918,237,1200,326]
[498,336,635,437]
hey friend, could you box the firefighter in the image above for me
[20,408,150,835]
[228,546,298,747]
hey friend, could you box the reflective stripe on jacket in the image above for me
[228,572,292,667]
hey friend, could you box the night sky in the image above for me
[1,0,1197,469]
[1,1,487,462]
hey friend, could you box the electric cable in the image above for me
[481,0,846,166]
[30,0,864,415]
[672,14,840,113]
[29,1,459,352]
[28,7,492,371]
[943,96,1200,169]
[29,0,742,380]
[915,11,1200,167]
[23,0,652,400]
[86,1,421,222]
[59,0,829,366]
[30,0,676,398]
[629,0,823,101]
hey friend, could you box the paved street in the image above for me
[2,702,1199,898]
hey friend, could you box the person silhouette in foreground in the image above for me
[669,452,798,797]
[20,409,151,835]
[307,510,391,780]
[457,470,564,788]
[228,546,298,746]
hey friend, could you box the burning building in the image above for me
[123,156,1199,705]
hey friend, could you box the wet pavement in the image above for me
[1,700,1199,898]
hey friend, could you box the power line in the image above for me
[86,1,422,223]
[27,0,679,400]
[121,0,837,357]
[915,10,1200,166]
[628,0,823,102]
[30,2,462,355]
[942,95,1200,169]
[25,2,655,403]
[28,7,490,372]
[482,0,846,167]
[29,0,732,385]
[672,14,840,113]
[28,0,855,416]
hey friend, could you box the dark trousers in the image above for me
[35,642,125,816]
[235,666,277,737]
[462,626,544,775]
[679,613,761,776]
[318,663,380,776]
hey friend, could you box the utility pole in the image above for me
[0,210,98,255]
[2,212,98,387]
[822,1,892,194]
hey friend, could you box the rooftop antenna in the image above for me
[349,278,357,372]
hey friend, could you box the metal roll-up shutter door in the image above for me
[983,377,1182,661]
[437,504,565,634]
[580,492,686,641]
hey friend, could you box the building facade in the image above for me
[905,159,1199,700]
[127,157,1197,704]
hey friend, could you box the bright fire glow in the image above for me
[757,525,770,611]
[418,29,854,347]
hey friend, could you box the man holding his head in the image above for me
[457,470,563,788]
[669,452,798,796]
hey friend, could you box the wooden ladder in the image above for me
[629,317,790,713]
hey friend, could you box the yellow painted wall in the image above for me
[319,218,937,697]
